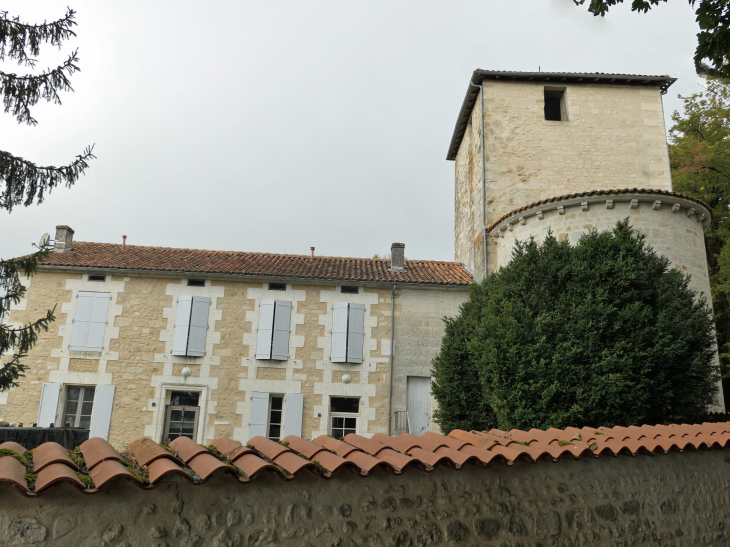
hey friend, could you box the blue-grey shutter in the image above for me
[186,297,210,357]
[255,300,275,359]
[406,376,432,436]
[89,385,115,440]
[282,393,303,438]
[331,303,349,363]
[172,296,193,356]
[86,293,111,351]
[69,292,94,351]
[37,383,61,427]
[347,303,366,364]
[249,391,270,439]
[271,300,292,361]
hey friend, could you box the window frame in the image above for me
[329,396,359,439]
[162,390,201,443]
[187,279,206,287]
[61,385,96,429]
[341,286,359,294]
[544,86,568,122]
[267,394,285,441]
[87,274,106,282]
[268,283,286,291]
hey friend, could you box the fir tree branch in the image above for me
[0,50,80,125]
[0,8,77,68]
[0,144,95,211]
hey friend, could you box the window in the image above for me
[249,392,304,439]
[341,286,359,294]
[268,283,286,291]
[330,397,359,439]
[88,274,106,282]
[62,386,95,429]
[187,279,205,287]
[267,395,284,441]
[255,300,292,360]
[331,303,366,363]
[163,390,200,442]
[69,292,111,352]
[172,296,211,357]
[544,87,567,121]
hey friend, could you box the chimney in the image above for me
[389,242,405,271]
[54,225,74,253]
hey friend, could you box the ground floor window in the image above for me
[268,395,284,441]
[163,390,200,442]
[330,396,359,439]
[62,385,95,429]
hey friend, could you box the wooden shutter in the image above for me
[255,300,275,359]
[406,376,432,436]
[37,383,61,427]
[271,300,292,361]
[347,303,366,364]
[69,292,94,351]
[186,297,211,357]
[172,296,193,356]
[89,385,116,440]
[331,303,349,363]
[249,391,270,439]
[282,393,303,437]
[86,293,111,351]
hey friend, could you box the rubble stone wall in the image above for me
[1,449,728,546]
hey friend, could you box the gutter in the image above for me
[387,283,396,436]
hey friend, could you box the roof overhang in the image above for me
[446,70,677,161]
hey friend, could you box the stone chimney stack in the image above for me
[54,225,74,253]
[389,243,405,271]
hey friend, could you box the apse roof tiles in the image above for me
[1,422,730,496]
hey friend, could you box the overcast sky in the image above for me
[0,1,706,264]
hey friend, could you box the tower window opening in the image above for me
[544,88,567,121]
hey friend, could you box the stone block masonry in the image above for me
[2,448,729,546]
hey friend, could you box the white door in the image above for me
[407,376,431,436]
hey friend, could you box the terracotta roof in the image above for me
[38,242,474,286]
[446,69,677,160]
[2,422,729,497]
[486,188,714,233]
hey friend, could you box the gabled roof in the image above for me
[38,242,474,286]
[446,70,677,161]
[2,421,728,496]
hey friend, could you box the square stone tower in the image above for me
[448,70,676,279]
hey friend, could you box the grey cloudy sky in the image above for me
[0,1,706,264]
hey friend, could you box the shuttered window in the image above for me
[37,383,61,427]
[330,303,366,363]
[69,292,111,352]
[255,300,292,361]
[89,385,116,440]
[282,393,303,438]
[172,296,211,357]
[249,391,270,438]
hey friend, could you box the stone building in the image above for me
[0,228,471,447]
[447,70,724,409]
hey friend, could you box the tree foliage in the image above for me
[669,77,730,377]
[0,8,93,390]
[432,220,719,433]
[573,0,730,79]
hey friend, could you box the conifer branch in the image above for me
[0,8,77,68]
[0,50,80,125]
[0,144,95,211]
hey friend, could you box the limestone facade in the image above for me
[453,76,673,278]
[0,267,469,448]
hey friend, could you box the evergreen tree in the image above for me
[432,220,719,433]
[0,8,94,390]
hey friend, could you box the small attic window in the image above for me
[544,87,567,121]
[341,286,359,294]
[187,279,205,287]
[88,274,105,282]
[268,283,286,291]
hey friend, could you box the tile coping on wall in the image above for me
[487,188,714,235]
[1,421,728,497]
